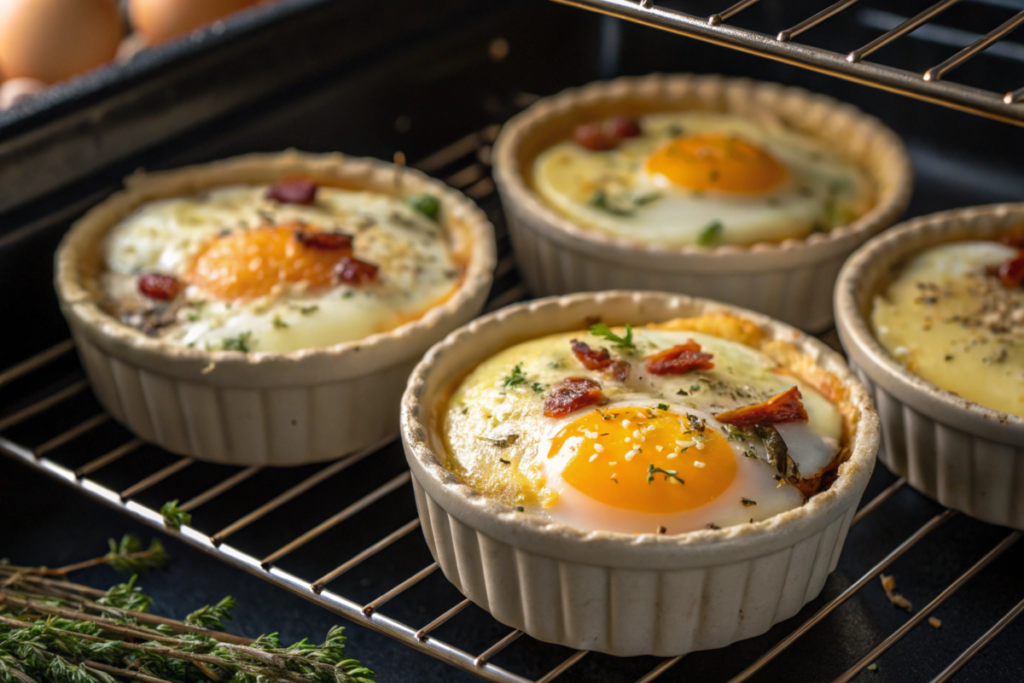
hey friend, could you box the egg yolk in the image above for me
[646,133,787,194]
[188,225,349,300]
[548,407,736,514]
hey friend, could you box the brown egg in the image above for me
[0,0,122,84]
[128,0,263,46]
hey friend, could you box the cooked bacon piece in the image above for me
[570,340,629,380]
[544,377,605,418]
[266,177,318,205]
[138,273,182,301]
[715,386,809,427]
[644,340,714,375]
[334,256,379,285]
[608,115,641,139]
[573,123,616,151]
[296,229,353,251]
[996,251,1024,289]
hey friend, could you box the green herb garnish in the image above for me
[657,403,669,411]
[103,535,168,576]
[531,382,546,394]
[96,575,153,613]
[647,464,684,485]
[185,596,237,631]
[590,322,635,351]
[589,190,635,216]
[405,193,441,221]
[502,364,528,389]
[475,434,520,448]
[221,331,253,352]
[160,500,192,531]
[272,316,289,329]
[697,220,724,247]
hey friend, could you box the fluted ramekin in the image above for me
[836,204,1024,529]
[401,291,878,656]
[55,151,496,466]
[492,74,913,332]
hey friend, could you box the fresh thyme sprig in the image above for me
[0,573,375,683]
[159,502,191,531]
[590,323,635,351]
[185,597,236,632]
[4,536,169,579]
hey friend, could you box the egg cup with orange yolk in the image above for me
[492,73,913,331]
[402,291,878,655]
[55,151,496,465]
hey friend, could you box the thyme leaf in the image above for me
[647,464,684,485]
[404,193,441,221]
[697,220,724,247]
[590,323,635,351]
[159,501,191,531]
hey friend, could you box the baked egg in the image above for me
[442,314,849,534]
[100,178,466,353]
[871,231,1024,417]
[532,112,872,247]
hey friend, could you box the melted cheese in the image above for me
[871,240,1024,416]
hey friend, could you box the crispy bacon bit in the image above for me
[573,116,644,151]
[138,273,182,301]
[296,229,353,251]
[715,386,809,427]
[644,340,714,375]
[334,256,379,285]
[266,177,318,205]
[570,340,629,380]
[543,377,605,418]
[608,115,641,139]
[573,123,616,151]
[996,251,1024,289]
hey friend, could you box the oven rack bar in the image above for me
[551,0,1024,126]
[4,341,1023,682]
[2,131,1022,682]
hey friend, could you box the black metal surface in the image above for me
[3,1,1024,681]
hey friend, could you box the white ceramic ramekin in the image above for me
[401,291,878,656]
[55,151,496,466]
[836,204,1024,529]
[492,74,913,333]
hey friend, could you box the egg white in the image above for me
[533,112,871,247]
[101,185,462,353]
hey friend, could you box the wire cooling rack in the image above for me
[551,0,1024,127]
[2,128,1023,683]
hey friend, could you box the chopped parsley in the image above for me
[647,464,684,485]
[531,381,546,394]
[697,220,724,247]
[502,364,528,389]
[405,193,441,221]
[221,331,253,352]
[589,190,635,216]
[590,322,635,351]
[657,403,669,411]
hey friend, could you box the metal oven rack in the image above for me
[553,0,1024,127]
[2,126,1023,682]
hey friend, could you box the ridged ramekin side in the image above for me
[71,322,416,466]
[505,208,851,332]
[412,477,857,657]
[852,365,1024,529]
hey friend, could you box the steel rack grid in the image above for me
[2,129,1023,683]
[549,0,1024,127]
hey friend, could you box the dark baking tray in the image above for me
[2,1,1024,681]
